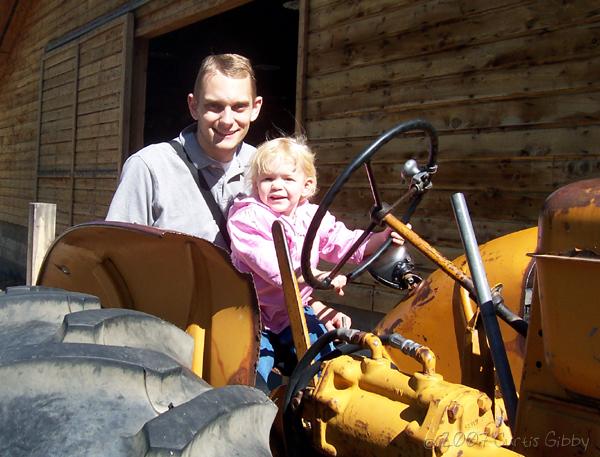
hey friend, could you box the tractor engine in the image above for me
[287,332,521,457]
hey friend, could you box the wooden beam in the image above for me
[27,202,57,285]
[272,220,311,358]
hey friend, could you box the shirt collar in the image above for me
[179,123,244,177]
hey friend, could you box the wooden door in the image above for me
[35,14,133,233]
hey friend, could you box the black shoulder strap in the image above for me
[169,140,231,250]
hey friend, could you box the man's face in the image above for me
[187,71,262,162]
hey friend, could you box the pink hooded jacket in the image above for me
[227,196,367,334]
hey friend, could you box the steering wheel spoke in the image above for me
[301,119,439,290]
[364,161,383,209]
[324,222,377,281]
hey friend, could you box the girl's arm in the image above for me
[364,227,405,256]
[310,299,352,330]
[227,207,283,286]
[317,210,404,264]
[297,269,347,295]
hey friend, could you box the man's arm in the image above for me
[106,156,155,225]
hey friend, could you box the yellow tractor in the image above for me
[1,120,597,456]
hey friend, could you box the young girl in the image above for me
[227,137,402,390]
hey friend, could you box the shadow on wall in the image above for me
[328,302,385,331]
[0,221,27,289]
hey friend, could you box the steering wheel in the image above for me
[301,119,438,290]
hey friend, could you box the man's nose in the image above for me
[220,106,234,124]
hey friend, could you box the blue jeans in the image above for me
[257,307,334,391]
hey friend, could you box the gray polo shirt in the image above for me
[106,123,255,249]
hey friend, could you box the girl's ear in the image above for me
[302,176,316,199]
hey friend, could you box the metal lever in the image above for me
[451,193,518,430]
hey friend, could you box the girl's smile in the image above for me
[257,158,314,217]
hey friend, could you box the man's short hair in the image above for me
[194,53,257,97]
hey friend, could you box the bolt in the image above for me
[301,418,312,431]
[290,392,303,411]
[477,394,492,416]
[447,401,463,423]
[484,423,498,438]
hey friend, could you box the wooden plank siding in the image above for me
[33,15,133,234]
[304,0,600,313]
[0,0,252,233]
[1,0,599,318]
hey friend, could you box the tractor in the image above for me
[0,120,597,456]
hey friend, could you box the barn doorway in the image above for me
[142,1,300,148]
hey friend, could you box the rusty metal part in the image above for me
[384,333,436,375]
[300,355,522,456]
[537,177,600,255]
[383,213,476,295]
[514,274,599,457]
[532,177,600,399]
[513,178,600,456]
[376,227,535,395]
[533,254,600,398]
[272,220,311,359]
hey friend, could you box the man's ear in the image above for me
[187,93,199,120]
[250,96,263,122]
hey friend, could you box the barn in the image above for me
[1,0,598,323]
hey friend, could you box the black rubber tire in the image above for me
[0,286,276,457]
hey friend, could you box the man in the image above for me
[106,54,263,250]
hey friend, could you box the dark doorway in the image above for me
[143,1,299,148]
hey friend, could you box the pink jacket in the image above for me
[227,196,367,334]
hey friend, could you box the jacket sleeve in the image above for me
[318,210,368,264]
[227,207,283,287]
[105,155,155,225]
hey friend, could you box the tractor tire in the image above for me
[0,286,276,457]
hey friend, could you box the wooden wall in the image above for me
[1,0,598,318]
[0,0,244,285]
[306,0,600,314]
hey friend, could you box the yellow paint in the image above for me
[186,323,205,378]
[376,227,537,393]
[302,350,522,457]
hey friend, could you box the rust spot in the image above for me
[543,178,600,214]
[355,420,369,431]
[411,279,435,308]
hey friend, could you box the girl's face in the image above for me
[256,157,314,217]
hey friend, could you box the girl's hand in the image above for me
[310,301,352,331]
[316,272,347,296]
[365,225,408,255]
[387,227,407,246]
[328,311,352,330]
[329,274,347,296]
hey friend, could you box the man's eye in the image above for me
[206,103,222,112]
[233,103,249,112]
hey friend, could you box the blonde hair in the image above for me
[194,54,257,97]
[247,137,318,199]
